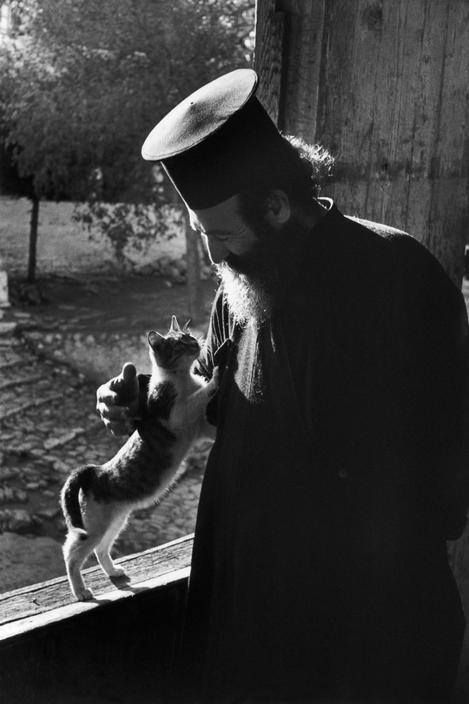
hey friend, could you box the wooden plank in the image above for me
[254,0,285,124]
[315,0,359,160]
[0,577,188,704]
[425,0,469,282]
[0,566,190,645]
[299,0,469,282]
[0,533,193,632]
[276,0,326,138]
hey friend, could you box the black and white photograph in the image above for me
[1,1,469,702]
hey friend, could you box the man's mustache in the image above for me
[223,247,266,276]
[225,253,249,273]
[216,255,250,277]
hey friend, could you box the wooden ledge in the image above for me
[0,535,193,703]
[0,533,193,644]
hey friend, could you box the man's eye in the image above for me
[206,232,230,242]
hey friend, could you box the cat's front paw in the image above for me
[75,587,94,602]
[109,566,129,581]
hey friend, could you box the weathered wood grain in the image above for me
[0,536,193,704]
[255,0,469,283]
[0,533,193,633]
[254,0,285,124]
[276,0,326,138]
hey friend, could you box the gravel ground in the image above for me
[0,277,215,593]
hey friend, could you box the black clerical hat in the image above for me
[141,68,290,209]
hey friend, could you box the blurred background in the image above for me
[0,0,255,592]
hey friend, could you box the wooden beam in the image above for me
[277,0,326,139]
[0,533,193,633]
[0,535,193,704]
[254,0,286,125]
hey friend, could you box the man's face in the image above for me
[190,194,258,268]
[190,193,283,324]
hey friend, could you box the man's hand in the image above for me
[206,365,220,398]
[96,362,140,436]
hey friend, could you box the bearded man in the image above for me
[96,69,469,702]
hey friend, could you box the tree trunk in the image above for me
[184,214,203,324]
[27,195,40,283]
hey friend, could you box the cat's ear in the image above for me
[183,319,191,333]
[148,330,164,349]
[170,315,181,334]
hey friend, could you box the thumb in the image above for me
[118,362,140,409]
[121,362,137,381]
[110,362,138,402]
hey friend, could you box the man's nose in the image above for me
[205,238,229,264]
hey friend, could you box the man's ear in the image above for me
[264,189,291,228]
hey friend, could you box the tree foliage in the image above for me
[0,0,253,294]
[0,0,254,203]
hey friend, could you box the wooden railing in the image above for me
[1,532,469,702]
[0,534,193,704]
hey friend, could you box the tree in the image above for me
[0,142,37,282]
[0,0,254,296]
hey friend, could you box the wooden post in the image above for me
[0,256,10,309]
[254,0,469,285]
[254,0,286,125]
[27,194,39,283]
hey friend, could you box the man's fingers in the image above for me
[97,388,120,407]
[98,408,135,436]
[97,404,130,422]
[96,369,139,437]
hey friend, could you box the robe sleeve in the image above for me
[193,286,232,379]
[391,235,469,539]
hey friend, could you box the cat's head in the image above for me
[147,315,200,371]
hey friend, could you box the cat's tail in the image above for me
[61,465,95,539]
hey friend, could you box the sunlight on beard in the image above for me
[216,262,273,325]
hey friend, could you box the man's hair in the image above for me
[238,136,334,223]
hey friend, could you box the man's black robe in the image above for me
[178,202,469,702]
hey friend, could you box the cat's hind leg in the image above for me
[63,530,99,601]
[94,510,129,582]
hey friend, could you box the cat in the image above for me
[60,315,218,601]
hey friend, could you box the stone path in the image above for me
[0,313,208,592]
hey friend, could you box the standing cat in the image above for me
[61,316,218,601]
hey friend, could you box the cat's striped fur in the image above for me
[61,316,217,601]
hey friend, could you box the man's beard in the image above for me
[215,217,307,325]
[216,253,274,325]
